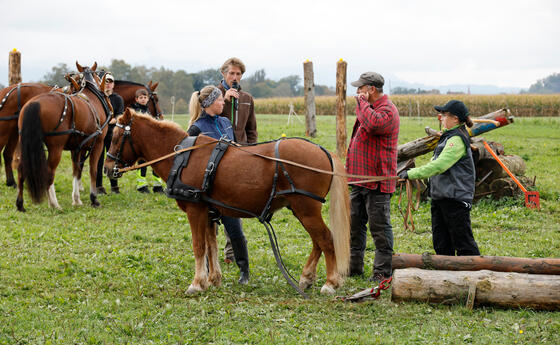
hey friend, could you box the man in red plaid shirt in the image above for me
[346,72,400,283]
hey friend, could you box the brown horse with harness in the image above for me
[104,109,350,297]
[0,83,55,187]
[16,62,113,211]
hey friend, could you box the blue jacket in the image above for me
[188,111,235,141]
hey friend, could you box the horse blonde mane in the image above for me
[119,110,185,133]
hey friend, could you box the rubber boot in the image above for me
[230,237,250,285]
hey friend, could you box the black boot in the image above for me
[230,237,250,285]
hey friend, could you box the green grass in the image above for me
[0,115,559,344]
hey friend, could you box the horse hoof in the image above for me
[320,284,335,295]
[299,279,313,291]
[89,193,100,207]
[6,180,16,188]
[73,199,83,206]
[16,198,25,212]
[186,284,203,295]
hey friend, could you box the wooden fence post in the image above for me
[303,60,316,137]
[335,59,347,159]
[9,49,21,85]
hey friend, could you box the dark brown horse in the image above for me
[114,80,162,118]
[0,83,54,187]
[16,62,113,211]
[104,109,350,295]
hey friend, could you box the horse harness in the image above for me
[43,81,113,165]
[165,136,330,222]
[109,129,333,298]
[0,84,36,121]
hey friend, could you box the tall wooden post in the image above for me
[303,60,316,137]
[9,49,21,85]
[335,59,347,159]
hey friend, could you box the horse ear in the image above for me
[76,61,84,72]
[65,74,80,91]
[147,81,152,87]
[122,107,133,122]
[92,62,97,71]
[100,74,107,94]
[150,82,159,91]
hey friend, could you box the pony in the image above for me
[0,83,55,187]
[104,109,350,295]
[15,62,113,211]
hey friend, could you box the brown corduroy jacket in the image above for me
[217,83,258,144]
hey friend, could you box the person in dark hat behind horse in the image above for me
[96,72,124,194]
[346,72,400,284]
[399,100,480,256]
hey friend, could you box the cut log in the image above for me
[391,268,560,310]
[392,253,560,275]
[477,155,526,178]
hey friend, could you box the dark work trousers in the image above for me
[96,124,118,189]
[221,216,245,240]
[350,186,394,277]
[431,198,480,256]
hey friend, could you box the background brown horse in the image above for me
[104,109,350,295]
[0,83,54,187]
[16,62,112,211]
[114,80,162,118]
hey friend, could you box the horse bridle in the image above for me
[106,117,139,178]
[146,87,162,119]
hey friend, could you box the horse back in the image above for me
[179,136,333,216]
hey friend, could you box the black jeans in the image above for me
[350,186,394,277]
[96,124,118,189]
[431,198,480,256]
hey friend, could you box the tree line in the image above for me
[37,59,335,114]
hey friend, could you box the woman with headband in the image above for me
[187,86,250,285]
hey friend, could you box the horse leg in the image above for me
[206,222,222,287]
[88,141,104,207]
[45,147,63,210]
[3,133,18,187]
[185,203,211,294]
[289,199,341,294]
[15,156,26,212]
[71,159,83,206]
[299,241,322,291]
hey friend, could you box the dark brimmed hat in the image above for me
[434,100,469,122]
[350,72,384,88]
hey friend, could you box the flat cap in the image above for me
[350,72,384,88]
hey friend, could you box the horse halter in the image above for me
[106,117,138,178]
[146,87,163,119]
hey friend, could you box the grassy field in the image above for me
[0,114,559,344]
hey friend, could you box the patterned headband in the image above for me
[200,87,222,108]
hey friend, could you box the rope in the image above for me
[397,180,421,232]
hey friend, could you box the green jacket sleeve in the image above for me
[407,136,466,180]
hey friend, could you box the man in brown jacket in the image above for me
[217,57,258,144]
[217,57,258,266]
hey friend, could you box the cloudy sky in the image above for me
[2,0,559,91]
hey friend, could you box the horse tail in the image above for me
[20,102,49,203]
[328,155,350,277]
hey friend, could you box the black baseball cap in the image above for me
[434,100,469,122]
[350,72,384,88]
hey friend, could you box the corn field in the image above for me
[254,94,560,117]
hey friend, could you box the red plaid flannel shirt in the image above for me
[346,95,400,193]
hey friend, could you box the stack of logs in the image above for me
[397,108,535,201]
[390,253,560,310]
